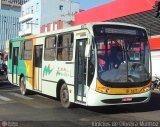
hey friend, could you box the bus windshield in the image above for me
[93,25,150,84]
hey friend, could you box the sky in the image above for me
[73,0,113,10]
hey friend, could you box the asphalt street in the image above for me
[0,78,160,127]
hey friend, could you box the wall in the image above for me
[41,0,79,25]
[1,4,21,12]
[149,36,160,79]
[20,0,41,35]
[40,20,74,33]
[20,0,79,35]
[150,37,160,50]
[31,0,41,35]
[151,50,160,79]
[0,9,20,51]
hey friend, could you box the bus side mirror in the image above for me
[85,44,90,58]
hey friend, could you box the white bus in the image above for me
[8,22,151,108]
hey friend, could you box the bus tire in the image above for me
[60,83,73,108]
[20,76,27,95]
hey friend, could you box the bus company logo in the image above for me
[56,67,70,77]
[43,64,53,77]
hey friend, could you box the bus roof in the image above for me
[37,22,146,38]
[10,22,147,41]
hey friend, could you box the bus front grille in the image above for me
[101,97,148,104]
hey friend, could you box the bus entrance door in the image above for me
[12,47,19,84]
[33,45,43,92]
[75,39,87,103]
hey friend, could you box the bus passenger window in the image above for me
[23,40,33,60]
[57,35,63,60]
[9,42,12,59]
[57,33,73,61]
[20,42,24,60]
[44,36,56,61]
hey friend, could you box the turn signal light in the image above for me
[96,80,110,94]
[140,85,151,93]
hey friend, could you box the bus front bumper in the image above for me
[87,88,151,106]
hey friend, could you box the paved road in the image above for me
[0,80,160,127]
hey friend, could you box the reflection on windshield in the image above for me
[96,35,150,83]
[0,58,4,65]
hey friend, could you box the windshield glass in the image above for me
[93,25,150,83]
[0,58,4,64]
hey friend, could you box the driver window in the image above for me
[110,45,123,69]
[97,42,109,72]
[88,45,95,86]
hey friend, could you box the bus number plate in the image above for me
[122,97,132,102]
[126,89,138,94]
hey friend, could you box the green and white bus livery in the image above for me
[8,22,151,108]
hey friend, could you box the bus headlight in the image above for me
[96,80,110,94]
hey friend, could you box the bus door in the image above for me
[33,45,43,92]
[75,39,87,103]
[12,47,19,84]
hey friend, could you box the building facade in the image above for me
[0,9,20,50]
[19,0,80,36]
[40,19,74,33]
[0,0,30,11]
[0,0,29,51]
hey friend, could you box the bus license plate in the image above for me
[122,97,132,102]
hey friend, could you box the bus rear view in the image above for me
[87,23,151,106]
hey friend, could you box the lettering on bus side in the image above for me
[56,67,70,77]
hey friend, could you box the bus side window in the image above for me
[9,42,12,59]
[20,41,24,60]
[57,33,73,61]
[24,40,33,60]
[44,36,56,61]
[57,35,63,60]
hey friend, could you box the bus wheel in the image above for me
[60,83,72,108]
[20,77,27,95]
